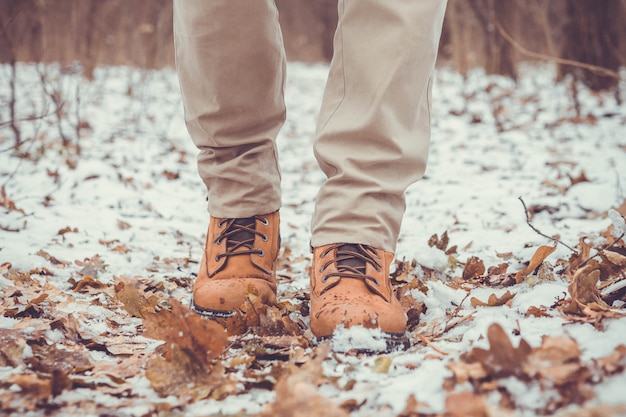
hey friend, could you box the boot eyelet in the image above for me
[217,220,226,228]
[321,275,329,283]
[261,234,268,242]
[215,238,223,244]
[260,217,269,226]
[373,279,381,286]
[258,249,265,257]
[215,255,221,262]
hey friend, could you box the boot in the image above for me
[310,243,408,347]
[192,211,280,316]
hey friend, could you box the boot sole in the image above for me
[189,297,237,318]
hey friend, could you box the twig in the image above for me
[0,105,54,129]
[579,232,626,269]
[36,63,72,150]
[1,116,42,189]
[0,224,21,232]
[414,333,449,356]
[518,197,578,253]
[495,21,621,80]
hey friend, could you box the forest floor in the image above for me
[1,62,626,416]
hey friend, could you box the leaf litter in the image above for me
[1,62,626,416]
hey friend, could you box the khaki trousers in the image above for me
[174,0,447,252]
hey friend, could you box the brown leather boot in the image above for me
[192,211,280,316]
[310,243,408,349]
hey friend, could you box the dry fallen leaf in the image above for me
[146,345,236,401]
[562,262,610,316]
[463,256,486,280]
[27,343,94,375]
[465,323,531,378]
[445,391,489,417]
[470,290,515,308]
[525,306,551,318]
[524,335,584,385]
[114,277,159,318]
[260,344,347,417]
[7,374,52,402]
[0,329,27,367]
[515,244,557,283]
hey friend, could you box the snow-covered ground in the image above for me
[1,62,625,416]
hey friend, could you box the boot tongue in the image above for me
[336,244,366,274]
[227,218,256,252]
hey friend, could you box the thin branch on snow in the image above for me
[518,196,578,254]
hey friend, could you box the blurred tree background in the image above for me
[0,0,624,90]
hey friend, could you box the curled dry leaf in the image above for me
[562,262,610,316]
[515,244,557,284]
[36,249,69,267]
[400,293,426,331]
[568,170,590,187]
[7,374,52,402]
[261,343,347,417]
[217,285,304,337]
[142,298,227,366]
[465,323,531,379]
[595,345,626,375]
[75,254,108,278]
[523,336,585,385]
[525,306,551,318]
[450,324,600,410]
[463,256,486,280]
[597,248,626,284]
[470,290,515,308]
[143,299,230,401]
[70,275,107,292]
[146,345,236,401]
[0,329,27,367]
[487,263,509,275]
[114,277,159,319]
[428,231,449,251]
[27,343,94,375]
[447,360,488,385]
[601,248,626,268]
[391,259,417,283]
[399,394,434,417]
[57,226,78,236]
[445,391,489,417]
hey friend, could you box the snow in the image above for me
[609,209,626,237]
[330,325,390,353]
[1,61,626,415]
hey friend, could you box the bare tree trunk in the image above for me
[0,1,23,147]
[445,0,470,75]
[558,0,623,91]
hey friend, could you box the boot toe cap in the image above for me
[311,295,406,338]
[193,278,276,313]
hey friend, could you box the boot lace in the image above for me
[214,216,268,261]
[320,243,382,287]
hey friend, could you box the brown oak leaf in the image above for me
[470,290,515,308]
[515,244,557,284]
[465,323,531,378]
[463,256,486,280]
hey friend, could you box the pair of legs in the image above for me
[174,0,447,344]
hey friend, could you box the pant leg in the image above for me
[311,0,448,252]
[173,0,286,218]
